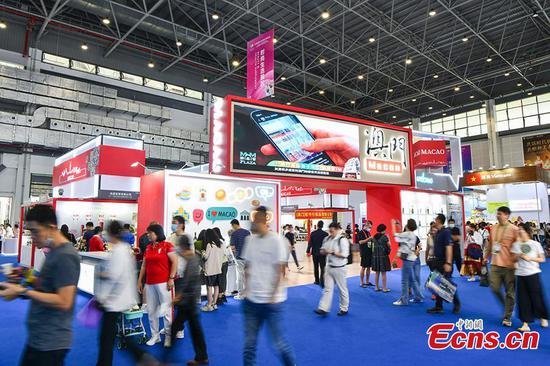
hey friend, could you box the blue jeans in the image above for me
[413,257,421,288]
[400,259,424,303]
[243,300,296,366]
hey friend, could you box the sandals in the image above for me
[360,284,368,288]
[375,288,382,292]
[382,289,391,293]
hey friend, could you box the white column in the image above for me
[485,99,500,168]
[411,117,421,131]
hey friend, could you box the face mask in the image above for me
[449,224,455,228]
[171,224,178,233]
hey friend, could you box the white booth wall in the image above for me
[486,182,549,223]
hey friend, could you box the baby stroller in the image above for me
[116,309,147,349]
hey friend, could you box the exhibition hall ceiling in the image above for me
[3,0,550,123]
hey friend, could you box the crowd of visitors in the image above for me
[0,203,548,366]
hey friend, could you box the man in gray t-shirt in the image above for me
[0,205,80,366]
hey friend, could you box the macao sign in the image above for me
[363,126,407,174]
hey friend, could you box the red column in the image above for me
[366,186,403,268]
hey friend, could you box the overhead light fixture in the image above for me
[429,9,436,16]
[0,20,7,29]
[281,76,287,81]
[321,10,330,19]
[405,58,412,65]
[486,57,492,62]
[374,109,379,113]
[517,82,522,87]
[503,164,510,168]
[388,88,393,92]
[286,102,291,105]
[462,37,468,42]
[350,100,356,105]
[478,167,484,170]
[231,59,240,67]
[212,13,220,20]
[433,74,439,78]
[528,92,533,96]
[176,40,182,47]
[147,61,155,68]
[428,106,433,110]
[533,11,538,18]
[482,103,486,107]
[273,38,278,44]
[319,90,325,95]
[80,43,88,51]
[392,115,397,119]
[469,95,474,99]
[454,86,460,91]
[368,37,375,43]
[102,17,111,25]
[442,113,447,116]
[319,58,327,64]
[504,72,510,76]
[202,77,208,83]
[357,74,364,80]
[412,98,417,102]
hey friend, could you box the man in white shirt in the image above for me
[315,222,350,316]
[241,206,296,366]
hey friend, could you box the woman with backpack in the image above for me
[464,223,484,282]
[371,224,391,292]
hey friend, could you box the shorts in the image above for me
[205,274,220,287]
[360,254,372,268]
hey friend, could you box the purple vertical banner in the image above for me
[247,29,275,100]
[462,145,472,171]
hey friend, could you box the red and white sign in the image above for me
[413,140,448,168]
[247,29,275,100]
[53,148,96,186]
[295,210,333,220]
[281,186,315,197]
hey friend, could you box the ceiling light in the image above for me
[231,59,240,67]
[504,72,510,76]
[374,109,379,113]
[281,76,287,81]
[392,115,397,119]
[405,58,412,65]
[102,17,110,25]
[0,21,7,30]
[202,77,208,83]
[388,88,393,92]
[517,82,522,87]
[486,57,492,62]
[147,61,155,68]
[528,92,533,96]
[469,95,474,99]
[319,90,325,95]
[412,98,417,102]
[80,43,88,51]
[286,102,291,105]
[368,37,375,43]
[273,38,278,44]
[433,74,439,78]
[350,100,356,105]
[212,13,220,20]
[462,37,468,42]
[176,40,182,47]
[428,106,433,110]
[442,113,447,116]
[482,103,486,107]
[319,58,327,64]
[321,10,330,19]
[357,74,364,80]
[533,11,538,18]
[429,9,436,16]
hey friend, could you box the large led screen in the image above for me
[230,102,412,185]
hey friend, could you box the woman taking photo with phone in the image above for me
[137,224,178,347]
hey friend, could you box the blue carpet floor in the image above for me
[1,254,549,365]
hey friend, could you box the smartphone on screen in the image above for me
[250,110,334,165]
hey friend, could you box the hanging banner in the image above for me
[295,210,334,220]
[523,133,550,169]
[247,29,275,100]
[413,140,447,168]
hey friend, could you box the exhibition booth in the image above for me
[462,166,550,225]
[18,135,144,294]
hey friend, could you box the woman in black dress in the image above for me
[371,224,391,292]
[358,221,374,288]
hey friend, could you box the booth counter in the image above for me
[78,251,111,295]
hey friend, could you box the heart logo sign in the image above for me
[206,207,238,223]
[193,209,204,224]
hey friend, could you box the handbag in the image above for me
[77,297,102,328]
[425,270,457,303]
[479,264,490,287]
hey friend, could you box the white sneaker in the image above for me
[201,305,213,312]
[176,330,184,339]
[393,300,406,306]
[160,328,165,335]
[213,304,218,310]
[467,277,476,282]
[541,319,548,328]
[146,335,161,346]
[234,295,245,300]
[141,304,148,314]
[164,335,172,348]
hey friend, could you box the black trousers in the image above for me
[312,255,326,286]
[219,262,229,295]
[20,345,68,366]
[290,248,300,268]
[97,311,144,366]
[433,263,460,309]
[517,273,549,323]
[170,303,208,361]
[454,257,462,275]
